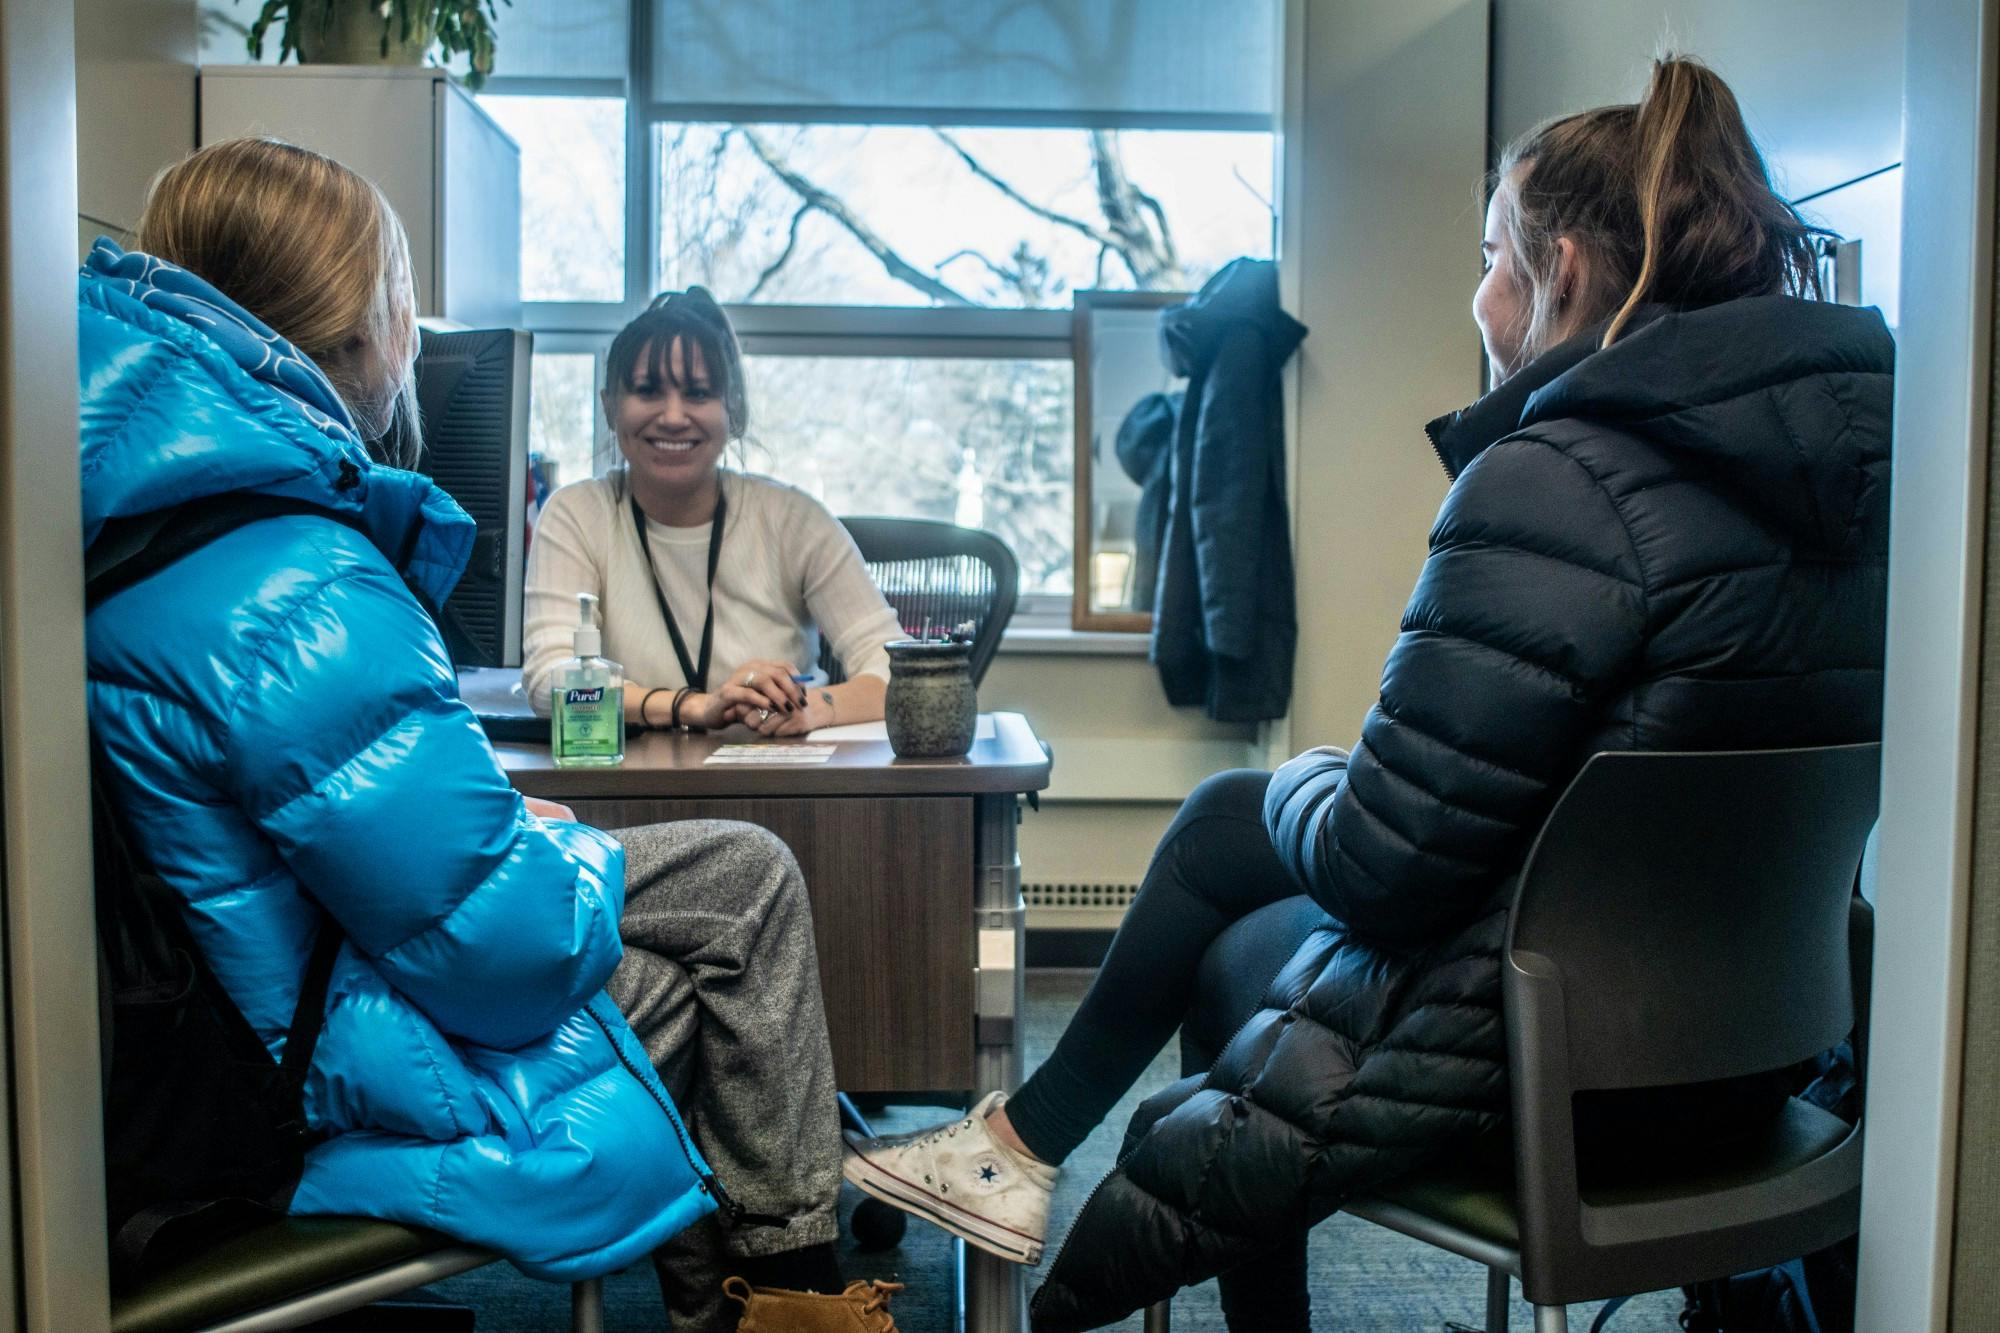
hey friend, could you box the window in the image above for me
[480,95,626,303]
[527,351,601,491]
[482,0,1281,614]
[657,124,1273,308]
[741,356,1075,594]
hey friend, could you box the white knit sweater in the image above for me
[521,470,902,714]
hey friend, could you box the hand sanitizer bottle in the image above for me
[552,592,624,767]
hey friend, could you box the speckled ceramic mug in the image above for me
[884,640,977,758]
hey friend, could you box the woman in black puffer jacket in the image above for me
[846,56,1891,1330]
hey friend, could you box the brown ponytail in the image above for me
[1492,55,1828,364]
[1604,58,1824,342]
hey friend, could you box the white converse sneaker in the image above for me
[841,1091,1058,1265]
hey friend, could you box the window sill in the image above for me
[998,626,1150,656]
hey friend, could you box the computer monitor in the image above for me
[412,326,532,668]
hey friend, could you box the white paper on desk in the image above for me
[809,717,995,742]
[704,744,837,765]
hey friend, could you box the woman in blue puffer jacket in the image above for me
[81,138,894,1330]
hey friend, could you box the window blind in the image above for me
[489,0,630,83]
[650,0,1278,126]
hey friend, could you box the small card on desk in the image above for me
[704,744,838,765]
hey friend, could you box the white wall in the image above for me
[1280,0,1492,754]
[3,0,113,1322]
[1492,0,1903,201]
[1492,1,1907,323]
[73,0,197,251]
[1860,1,1993,1324]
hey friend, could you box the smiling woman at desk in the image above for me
[522,289,902,738]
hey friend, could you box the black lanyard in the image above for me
[630,486,726,690]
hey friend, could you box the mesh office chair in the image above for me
[1143,743,1880,1333]
[817,517,1019,688]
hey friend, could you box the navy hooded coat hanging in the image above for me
[1148,259,1306,722]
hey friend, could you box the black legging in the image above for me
[1011,770,1325,1330]
[1009,769,1320,1162]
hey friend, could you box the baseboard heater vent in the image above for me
[1024,881,1140,929]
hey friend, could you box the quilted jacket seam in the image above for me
[1773,382,1835,543]
[374,842,537,972]
[1360,752,1528,836]
[1401,626,1592,697]
[224,565,514,961]
[409,1018,468,1141]
[1340,778,1494,878]
[1431,533,1638,587]
[1517,433,1652,615]
[1650,556,1875,596]
[88,674,229,762]
[77,334,177,484]
[1335,1088,1505,1116]
[1825,374,1872,552]
[1648,663,1882,684]
[1522,433,1652,747]
[218,566,375,745]
[1373,700,1541,785]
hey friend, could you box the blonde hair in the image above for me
[136,137,422,466]
[1490,56,1825,370]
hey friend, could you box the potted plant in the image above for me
[245,0,510,89]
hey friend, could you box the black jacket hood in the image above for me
[1160,257,1306,377]
[1428,297,1895,553]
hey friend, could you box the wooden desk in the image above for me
[494,714,1051,1096]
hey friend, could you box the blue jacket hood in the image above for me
[77,239,473,607]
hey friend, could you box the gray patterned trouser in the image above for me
[605,820,842,1332]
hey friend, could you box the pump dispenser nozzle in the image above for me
[574,592,602,659]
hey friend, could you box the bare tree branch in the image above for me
[932,129,1122,251]
[747,203,813,300]
[740,128,974,306]
[935,248,1017,284]
[1232,163,1275,215]
[937,244,1056,306]
[1089,129,1185,289]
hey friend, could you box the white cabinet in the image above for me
[199,66,521,329]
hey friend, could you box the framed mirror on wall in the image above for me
[1072,289,1190,632]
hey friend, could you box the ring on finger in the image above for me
[756,707,771,723]
[744,671,757,687]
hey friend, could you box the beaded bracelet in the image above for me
[640,686,672,729]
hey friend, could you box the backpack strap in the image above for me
[88,491,489,666]
[86,493,374,608]
[278,924,343,1119]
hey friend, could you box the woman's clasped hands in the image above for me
[682,659,830,737]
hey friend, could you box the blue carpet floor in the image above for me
[422,971,1684,1330]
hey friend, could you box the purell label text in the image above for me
[564,687,605,705]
